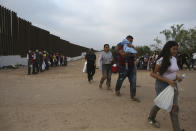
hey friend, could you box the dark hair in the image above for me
[157,41,178,75]
[90,48,94,51]
[126,35,134,39]
[104,44,109,48]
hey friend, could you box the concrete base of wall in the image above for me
[0,55,27,68]
[0,53,86,68]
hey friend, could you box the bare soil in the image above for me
[0,58,195,131]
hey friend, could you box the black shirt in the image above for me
[85,52,96,65]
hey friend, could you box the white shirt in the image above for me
[99,51,113,65]
[98,51,113,70]
[193,53,196,59]
[156,56,179,80]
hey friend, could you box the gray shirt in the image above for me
[99,51,113,65]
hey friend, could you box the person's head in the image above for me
[160,41,178,57]
[89,48,94,53]
[158,41,179,75]
[104,44,110,52]
[126,35,134,43]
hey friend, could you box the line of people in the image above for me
[85,35,140,100]
[137,51,196,71]
[136,52,158,70]
[84,36,186,131]
[27,50,67,75]
[177,52,196,70]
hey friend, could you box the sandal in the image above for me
[131,97,141,103]
[148,117,160,128]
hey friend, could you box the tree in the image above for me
[135,46,152,57]
[151,24,196,53]
[150,37,163,52]
[160,24,196,53]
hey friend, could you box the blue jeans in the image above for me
[115,66,136,97]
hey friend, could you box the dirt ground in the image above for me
[0,58,196,131]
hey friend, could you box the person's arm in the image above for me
[119,49,136,57]
[150,64,176,87]
[85,54,87,60]
[99,53,103,64]
[118,44,125,57]
[118,44,136,57]
[127,53,136,57]
[128,44,134,48]
[27,53,29,60]
[95,54,96,60]
[94,54,96,66]
[119,49,126,57]
[176,75,182,82]
[111,52,114,63]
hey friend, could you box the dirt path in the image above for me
[0,58,196,131]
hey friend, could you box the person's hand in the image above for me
[119,50,126,57]
[128,44,134,48]
[177,78,182,82]
[127,53,136,57]
[168,80,176,87]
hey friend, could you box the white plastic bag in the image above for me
[98,55,102,70]
[58,60,60,66]
[98,60,102,70]
[83,61,87,73]
[42,61,46,70]
[193,53,196,59]
[154,85,174,112]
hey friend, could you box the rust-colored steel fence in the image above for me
[0,5,90,57]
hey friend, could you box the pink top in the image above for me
[156,56,179,80]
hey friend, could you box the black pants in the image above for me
[28,61,32,75]
[45,60,49,70]
[35,61,39,73]
[39,61,43,72]
[28,61,35,74]
[87,63,95,81]
[32,62,36,74]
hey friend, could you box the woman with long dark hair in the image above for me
[148,41,184,131]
